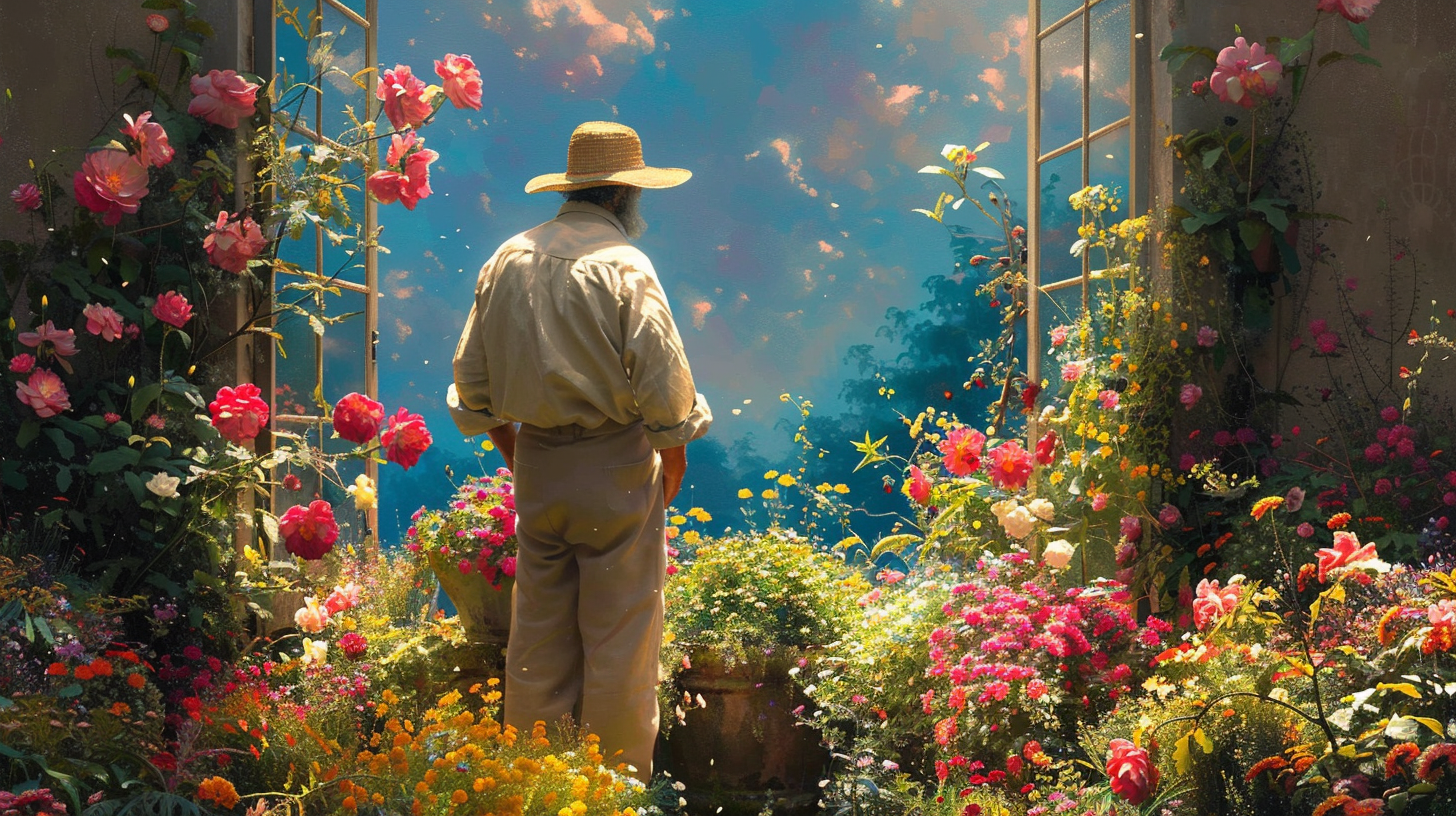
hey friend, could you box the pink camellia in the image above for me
[1193,578,1241,630]
[375,64,436,130]
[367,131,439,210]
[10,183,41,213]
[939,426,986,477]
[17,320,78,358]
[278,500,340,560]
[146,13,169,32]
[1180,383,1203,410]
[16,368,71,418]
[188,69,260,128]
[1106,739,1160,805]
[209,383,270,445]
[905,465,931,506]
[9,354,35,374]
[120,111,174,168]
[151,290,193,328]
[73,148,149,226]
[434,53,483,110]
[323,582,362,615]
[203,210,267,274]
[985,440,1034,492]
[1209,36,1282,108]
[332,391,386,444]
[83,303,125,342]
[1318,0,1380,23]
[1315,530,1380,583]
[381,407,433,469]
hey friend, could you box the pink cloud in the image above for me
[526,0,657,53]
[979,67,1006,92]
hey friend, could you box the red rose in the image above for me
[278,500,339,560]
[339,632,368,660]
[332,392,385,444]
[1106,738,1159,805]
[381,407,432,469]
[209,383,270,445]
[1035,430,1059,465]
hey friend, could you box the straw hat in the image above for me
[524,121,691,194]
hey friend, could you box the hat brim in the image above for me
[524,166,692,194]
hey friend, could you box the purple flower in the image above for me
[1196,325,1218,347]
[1180,383,1203,410]
[1236,427,1258,445]
[55,639,85,659]
[1157,504,1182,528]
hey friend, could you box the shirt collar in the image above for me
[556,200,629,238]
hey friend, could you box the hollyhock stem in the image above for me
[1247,107,1257,207]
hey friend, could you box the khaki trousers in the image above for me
[504,422,665,779]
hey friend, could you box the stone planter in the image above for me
[427,550,513,646]
[661,649,828,816]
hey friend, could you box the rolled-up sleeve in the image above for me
[618,259,713,449]
[450,275,511,436]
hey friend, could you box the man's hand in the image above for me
[487,424,518,471]
[661,445,686,506]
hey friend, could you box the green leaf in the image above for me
[1248,198,1291,231]
[43,427,75,459]
[1278,29,1316,66]
[104,46,145,67]
[16,420,40,449]
[971,166,1005,180]
[56,467,72,494]
[87,447,142,475]
[1201,146,1223,169]
[1180,208,1226,234]
[1351,54,1381,66]
[56,684,83,698]
[870,534,922,560]
[1348,21,1370,50]
[851,432,890,472]
[1291,64,1310,106]
[1317,51,1348,68]
[123,471,147,505]
[1209,229,1236,261]
[1239,218,1270,252]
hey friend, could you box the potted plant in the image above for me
[405,469,518,645]
[661,528,861,815]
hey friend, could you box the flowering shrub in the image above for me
[406,470,519,589]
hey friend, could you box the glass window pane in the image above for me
[1037,147,1084,285]
[1039,15,1084,156]
[1040,0,1084,27]
[1089,123,1131,215]
[1089,0,1131,132]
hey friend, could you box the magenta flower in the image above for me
[1196,325,1218,347]
[375,64,436,130]
[1178,453,1197,471]
[1179,383,1202,410]
[1297,522,1315,538]
[209,383,270,445]
[17,320,78,358]
[1106,739,1160,805]
[10,183,41,213]
[1209,36,1282,108]
[16,368,71,418]
[1317,0,1381,23]
[188,69,260,129]
[435,53,483,110]
[73,148,149,226]
[1157,504,1182,528]
[83,303,125,342]
[151,291,193,328]
[381,407,433,469]
[1381,405,1400,422]
[1315,331,1340,354]
[120,111,174,167]
[1090,491,1109,511]
[204,210,267,274]
[1120,515,1142,542]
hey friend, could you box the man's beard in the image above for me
[615,187,648,239]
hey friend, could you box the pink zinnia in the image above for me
[10,183,41,213]
[73,148,149,226]
[1209,36,1282,108]
[1193,579,1241,630]
[17,320,78,358]
[375,64,436,130]
[1317,0,1381,23]
[151,290,193,328]
[938,426,986,477]
[83,303,125,342]
[16,368,71,418]
[120,111,174,168]
[188,69,260,129]
[204,210,267,274]
[381,407,433,469]
[985,440,1034,492]
[1179,383,1202,410]
[435,53,483,110]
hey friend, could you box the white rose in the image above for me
[989,499,1018,522]
[146,472,180,498]
[1028,497,1055,522]
[1000,506,1037,539]
[1044,539,1076,569]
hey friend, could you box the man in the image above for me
[447,121,711,779]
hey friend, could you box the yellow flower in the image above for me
[1250,496,1285,520]
[761,489,779,500]
[682,530,701,545]
[763,470,780,480]
[348,474,378,511]
[833,483,850,494]
[737,488,753,500]
[777,473,797,487]
[669,515,687,525]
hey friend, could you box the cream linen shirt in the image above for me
[449,201,712,449]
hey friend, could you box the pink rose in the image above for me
[1209,36,1282,108]
[9,354,35,374]
[1315,530,1379,583]
[1120,515,1143,542]
[1158,504,1182,528]
[1090,491,1109,511]
[203,210,267,274]
[188,69,260,128]
[209,383,270,445]
[985,440,1034,492]
[83,303,125,342]
[381,407,432,469]
[367,131,439,210]
[1193,578,1241,630]
[120,111,174,168]
[938,426,985,477]
[1180,383,1202,410]
[292,597,330,634]
[1061,360,1088,381]
[16,368,71,418]
[323,582,361,615]
[1297,522,1316,538]
[434,53,483,110]
[375,64,435,130]
[1107,739,1160,805]
[278,500,340,560]
[1049,325,1069,346]
[1098,389,1120,410]
[73,148,149,226]
[17,320,78,358]
[906,465,931,505]
[332,392,386,444]
[10,183,41,213]
[151,290,193,328]
[1318,0,1380,22]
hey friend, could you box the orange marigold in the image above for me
[1385,742,1420,778]
[1327,512,1352,530]
[1423,625,1455,655]
[1311,795,1354,816]
[196,777,240,810]
[1250,496,1285,520]
[1377,606,1403,647]
[127,672,147,688]
[46,663,68,676]
[88,659,113,677]
[1344,799,1385,816]
[1291,754,1316,774]
[74,665,94,681]
[1244,755,1289,783]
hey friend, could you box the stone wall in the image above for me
[1150,0,1456,428]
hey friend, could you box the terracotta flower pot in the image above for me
[427,550,513,645]
[661,648,828,816]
